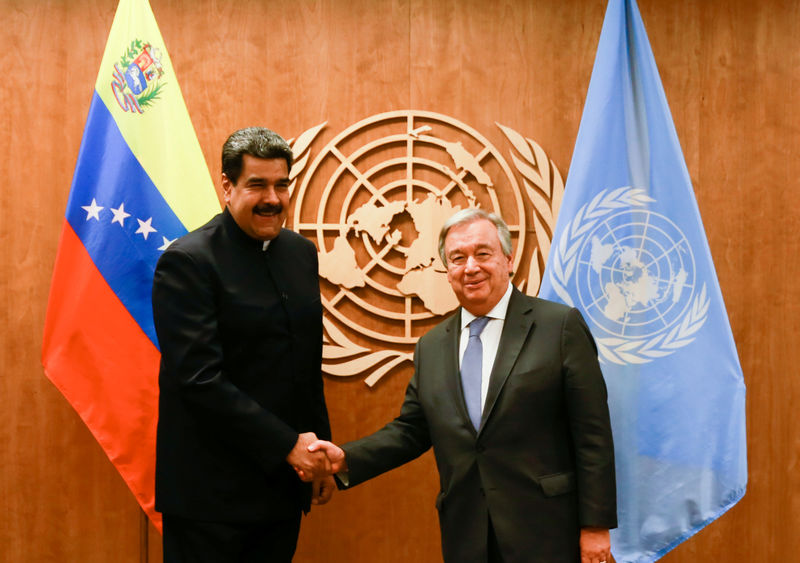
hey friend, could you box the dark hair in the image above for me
[221,127,293,184]
[438,208,513,266]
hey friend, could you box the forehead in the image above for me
[239,155,289,180]
[444,219,501,252]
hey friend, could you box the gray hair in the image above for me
[438,208,513,266]
[221,127,293,184]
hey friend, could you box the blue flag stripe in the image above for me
[65,92,189,349]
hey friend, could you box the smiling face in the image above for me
[222,154,290,241]
[444,218,514,316]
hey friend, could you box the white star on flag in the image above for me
[158,236,176,251]
[135,217,157,240]
[81,199,104,221]
[110,203,132,226]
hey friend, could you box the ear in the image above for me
[221,173,233,204]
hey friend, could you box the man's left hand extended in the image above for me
[580,527,611,563]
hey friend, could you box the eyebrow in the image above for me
[449,242,493,254]
[244,176,290,185]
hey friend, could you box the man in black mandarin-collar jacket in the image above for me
[152,128,331,562]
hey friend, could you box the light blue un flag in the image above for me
[538,0,747,561]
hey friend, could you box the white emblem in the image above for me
[548,187,709,365]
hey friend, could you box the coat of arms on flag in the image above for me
[111,39,166,113]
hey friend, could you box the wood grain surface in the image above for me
[1,0,797,561]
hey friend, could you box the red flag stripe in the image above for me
[43,220,162,530]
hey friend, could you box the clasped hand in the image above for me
[285,433,346,505]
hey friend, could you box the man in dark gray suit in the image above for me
[308,208,617,563]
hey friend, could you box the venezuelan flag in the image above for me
[42,0,219,528]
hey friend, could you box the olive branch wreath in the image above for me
[496,123,564,297]
[546,187,710,365]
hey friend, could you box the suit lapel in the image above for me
[480,288,536,433]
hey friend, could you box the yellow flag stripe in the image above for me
[94,0,219,231]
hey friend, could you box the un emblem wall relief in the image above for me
[285,110,564,386]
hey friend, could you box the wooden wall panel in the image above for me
[2,0,798,562]
[687,0,800,560]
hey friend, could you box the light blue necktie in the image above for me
[461,316,490,430]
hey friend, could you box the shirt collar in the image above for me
[460,282,514,331]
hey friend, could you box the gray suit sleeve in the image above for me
[340,345,433,487]
[562,307,618,528]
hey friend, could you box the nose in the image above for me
[464,255,481,272]
[259,186,280,204]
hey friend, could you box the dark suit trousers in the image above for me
[162,511,302,563]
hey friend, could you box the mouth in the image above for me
[464,278,486,290]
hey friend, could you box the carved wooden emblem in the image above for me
[287,110,563,385]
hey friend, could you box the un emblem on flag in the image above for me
[549,187,709,365]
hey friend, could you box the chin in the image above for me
[463,289,490,303]
[253,222,283,239]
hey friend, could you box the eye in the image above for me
[449,255,466,266]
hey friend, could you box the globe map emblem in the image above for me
[575,208,696,339]
[290,110,527,346]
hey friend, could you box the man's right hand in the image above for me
[286,432,331,482]
[294,440,346,481]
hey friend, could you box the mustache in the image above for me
[253,203,284,215]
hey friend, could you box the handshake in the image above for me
[285,432,346,505]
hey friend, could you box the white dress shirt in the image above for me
[458,283,514,411]
[338,283,514,485]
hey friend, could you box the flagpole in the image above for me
[139,509,149,563]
